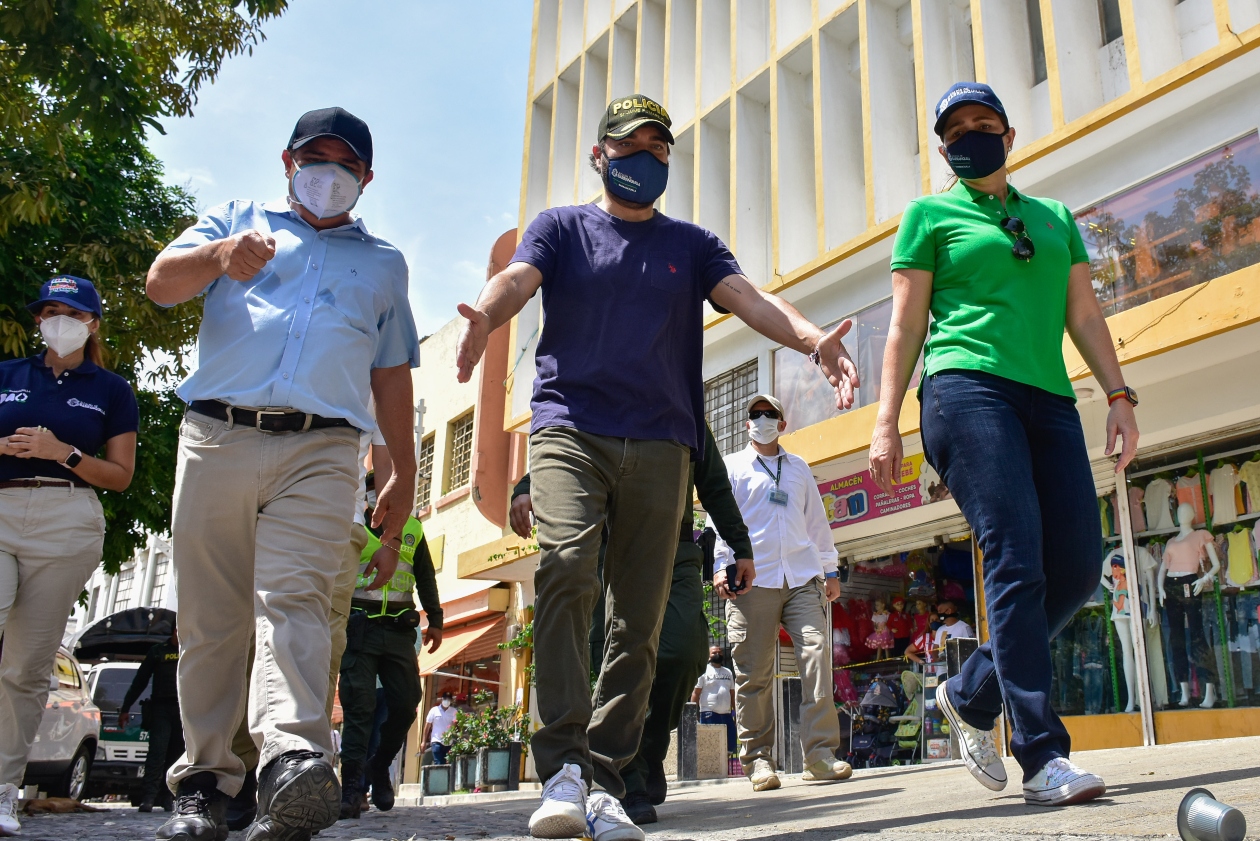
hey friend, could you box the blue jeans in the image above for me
[431,742,449,765]
[700,710,737,754]
[921,371,1102,780]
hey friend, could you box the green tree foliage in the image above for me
[0,0,289,574]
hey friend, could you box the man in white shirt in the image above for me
[691,647,737,755]
[711,395,851,793]
[421,692,458,766]
[906,601,975,675]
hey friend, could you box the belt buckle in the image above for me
[255,410,290,432]
[31,480,41,489]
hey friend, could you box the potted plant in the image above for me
[442,689,532,792]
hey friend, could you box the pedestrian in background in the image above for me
[145,106,419,841]
[869,82,1139,807]
[456,92,857,841]
[119,623,183,813]
[714,395,850,793]
[692,647,737,757]
[0,275,138,837]
[421,692,458,767]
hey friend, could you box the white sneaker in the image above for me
[586,791,645,841]
[0,784,20,837]
[937,677,1007,791]
[746,758,780,792]
[1023,757,1106,806]
[529,763,588,838]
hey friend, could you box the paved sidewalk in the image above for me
[19,736,1260,840]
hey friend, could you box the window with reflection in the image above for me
[774,299,921,435]
[1076,132,1260,318]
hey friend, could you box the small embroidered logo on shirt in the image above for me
[668,263,677,273]
[1046,222,1055,229]
[67,397,105,415]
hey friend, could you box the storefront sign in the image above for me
[818,452,950,529]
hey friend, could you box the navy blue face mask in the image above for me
[604,149,669,205]
[943,129,1008,180]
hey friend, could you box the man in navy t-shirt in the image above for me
[455,94,860,841]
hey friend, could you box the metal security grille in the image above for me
[150,557,170,606]
[447,413,475,492]
[704,359,759,457]
[113,567,135,611]
[416,434,435,509]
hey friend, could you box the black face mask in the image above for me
[944,129,1008,179]
[709,655,724,666]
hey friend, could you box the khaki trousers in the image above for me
[167,411,358,795]
[528,427,688,798]
[0,484,105,785]
[727,578,840,769]
[229,523,365,776]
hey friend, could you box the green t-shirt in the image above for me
[890,180,1088,399]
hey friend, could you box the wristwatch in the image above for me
[1106,386,1139,407]
[824,571,839,579]
[61,447,83,469]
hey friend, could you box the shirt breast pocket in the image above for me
[646,252,692,295]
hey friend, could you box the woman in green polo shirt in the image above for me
[868,83,1139,808]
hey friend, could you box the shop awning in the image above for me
[418,616,506,676]
[838,513,971,562]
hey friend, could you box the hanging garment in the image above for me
[1176,476,1207,527]
[1129,485,1147,533]
[1225,530,1257,589]
[1238,460,1260,513]
[1099,497,1114,538]
[1144,612,1170,708]
[1145,477,1176,530]
[1209,464,1241,525]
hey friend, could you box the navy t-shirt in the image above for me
[0,353,140,482]
[512,204,742,453]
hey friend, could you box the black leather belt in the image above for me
[189,400,353,433]
[0,479,88,489]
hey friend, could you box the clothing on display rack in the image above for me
[1163,574,1220,696]
[1238,459,1260,514]
[1176,476,1207,528]
[1224,529,1257,588]
[1145,477,1176,531]
[1128,485,1147,534]
[1208,463,1241,525]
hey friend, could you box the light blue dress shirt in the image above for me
[165,199,420,432]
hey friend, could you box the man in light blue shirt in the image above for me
[145,107,419,841]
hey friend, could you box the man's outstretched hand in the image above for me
[816,319,860,411]
[456,303,490,383]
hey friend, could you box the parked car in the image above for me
[23,647,100,800]
[83,661,149,802]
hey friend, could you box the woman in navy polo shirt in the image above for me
[0,275,137,831]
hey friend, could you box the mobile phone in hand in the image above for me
[725,563,747,595]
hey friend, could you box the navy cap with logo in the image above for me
[26,275,102,318]
[288,107,374,169]
[933,82,1008,137]
[598,95,674,144]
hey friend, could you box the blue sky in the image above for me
[147,1,535,337]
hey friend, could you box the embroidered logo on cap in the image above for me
[47,277,80,295]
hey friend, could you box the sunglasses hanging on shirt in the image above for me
[999,216,1036,261]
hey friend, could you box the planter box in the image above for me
[451,754,477,791]
[420,764,451,797]
[476,742,524,790]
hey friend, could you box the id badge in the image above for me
[769,488,789,506]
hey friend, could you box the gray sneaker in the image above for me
[746,758,780,792]
[937,677,1008,791]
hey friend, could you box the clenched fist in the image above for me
[220,230,277,281]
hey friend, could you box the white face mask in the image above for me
[748,416,781,445]
[441,699,452,709]
[40,314,92,357]
[289,161,362,219]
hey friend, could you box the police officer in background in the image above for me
[119,623,183,813]
[337,470,442,819]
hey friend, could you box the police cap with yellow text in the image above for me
[598,95,674,144]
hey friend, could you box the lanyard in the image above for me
[755,455,783,487]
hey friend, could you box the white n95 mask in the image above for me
[290,161,361,219]
[748,417,780,445]
[40,315,91,356]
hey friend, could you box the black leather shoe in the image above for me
[225,767,258,831]
[367,757,394,812]
[338,760,363,820]
[138,796,155,813]
[646,761,668,806]
[154,772,228,841]
[247,751,339,837]
[620,791,658,825]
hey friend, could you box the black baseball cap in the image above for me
[288,107,373,168]
[933,82,1008,137]
[598,95,674,144]
[26,275,102,317]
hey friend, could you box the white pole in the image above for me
[1114,470,1156,747]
